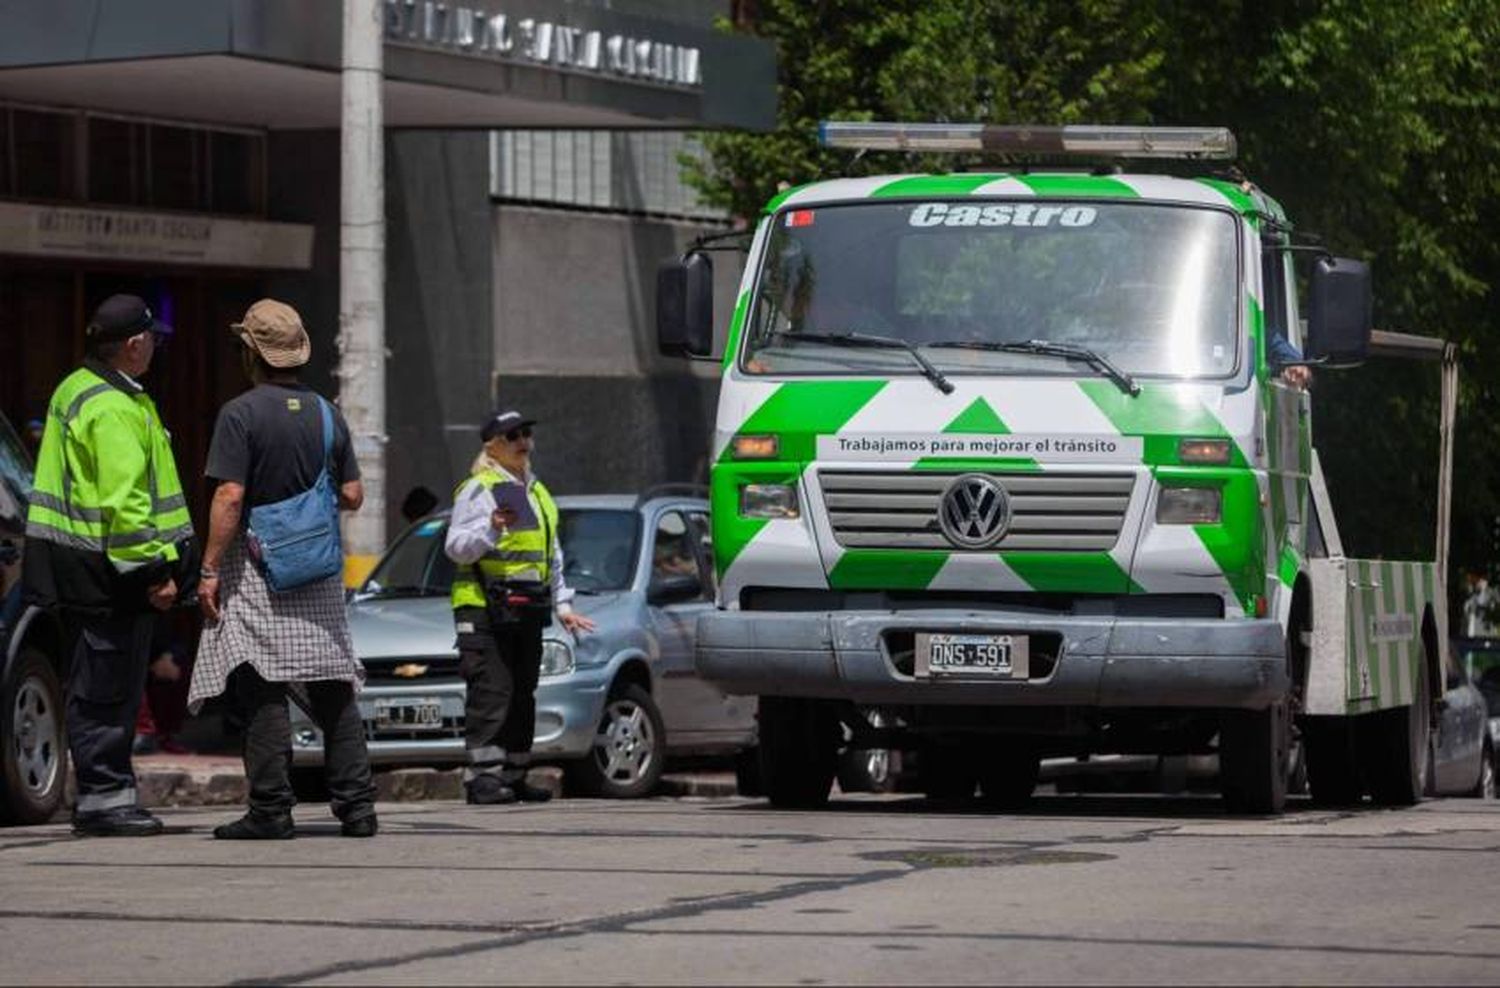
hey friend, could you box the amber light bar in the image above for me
[818,122,1237,160]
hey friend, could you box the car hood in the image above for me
[347,592,627,663]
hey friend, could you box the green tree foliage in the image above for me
[689,0,1500,591]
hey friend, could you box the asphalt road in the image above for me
[2,792,1497,985]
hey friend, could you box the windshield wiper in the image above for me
[775,330,955,394]
[926,339,1140,397]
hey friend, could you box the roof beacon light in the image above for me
[818,122,1237,160]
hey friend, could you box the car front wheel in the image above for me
[2,647,68,825]
[568,683,665,799]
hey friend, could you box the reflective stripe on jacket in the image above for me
[449,469,560,610]
[25,364,191,575]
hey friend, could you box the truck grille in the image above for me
[819,469,1135,552]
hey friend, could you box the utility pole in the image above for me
[339,0,386,572]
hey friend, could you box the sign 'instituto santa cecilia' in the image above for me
[384,0,704,89]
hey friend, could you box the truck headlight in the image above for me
[740,483,800,519]
[540,639,575,678]
[1157,487,1221,525]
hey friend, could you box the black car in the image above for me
[0,412,69,824]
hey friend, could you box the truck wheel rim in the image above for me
[593,698,657,785]
[12,675,60,796]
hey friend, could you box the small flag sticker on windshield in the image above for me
[786,209,816,228]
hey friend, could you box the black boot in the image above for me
[465,775,516,805]
[340,812,378,838]
[511,776,554,803]
[213,811,295,840]
[73,806,165,838]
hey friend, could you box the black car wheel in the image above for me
[2,647,68,825]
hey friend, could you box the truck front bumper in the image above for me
[697,610,1288,710]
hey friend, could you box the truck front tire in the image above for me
[1219,701,1290,815]
[758,696,838,808]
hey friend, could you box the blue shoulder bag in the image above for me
[246,396,343,592]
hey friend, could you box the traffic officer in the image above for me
[444,409,595,804]
[23,294,194,837]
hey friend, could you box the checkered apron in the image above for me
[188,536,364,713]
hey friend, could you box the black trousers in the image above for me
[456,606,544,783]
[230,665,376,821]
[67,611,156,814]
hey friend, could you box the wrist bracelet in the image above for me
[200,568,219,578]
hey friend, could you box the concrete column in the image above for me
[338,0,386,575]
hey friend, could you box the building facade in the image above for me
[0,0,771,535]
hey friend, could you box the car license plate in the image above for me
[914,633,1029,679]
[373,697,445,731]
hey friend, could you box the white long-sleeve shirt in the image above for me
[444,467,574,616]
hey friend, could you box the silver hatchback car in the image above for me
[290,493,757,797]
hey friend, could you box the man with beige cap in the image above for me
[189,298,377,839]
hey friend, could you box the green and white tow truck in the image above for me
[657,123,1458,814]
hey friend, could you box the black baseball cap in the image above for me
[480,409,537,442]
[85,294,173,343]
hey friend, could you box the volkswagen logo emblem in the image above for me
[937,474,1011,549]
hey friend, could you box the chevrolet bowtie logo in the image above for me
[392,663,429,679]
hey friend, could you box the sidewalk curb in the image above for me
[126,762,741,807]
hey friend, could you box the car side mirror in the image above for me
[1305,255,1372,367]
[656,251,715,358]
[648,572,703,605]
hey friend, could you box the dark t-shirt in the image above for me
[205,383,359,507]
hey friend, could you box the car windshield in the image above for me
[744,200,1240,380]
[1463,646,1500,716]
[360,508,641,598]
[0,415,34,528]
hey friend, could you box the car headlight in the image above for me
[540,638,575,678]
[1157,486,1221,525]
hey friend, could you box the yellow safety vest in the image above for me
[450,469,560,610]
[25,365,192,574]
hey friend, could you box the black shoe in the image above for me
[511,778,554,803]
[465,776,516,805]
[341,813,378,838]
[213,812,295,840]
[72,806,165,837]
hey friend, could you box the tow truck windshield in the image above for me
[744,199,1240,381]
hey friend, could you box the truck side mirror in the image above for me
[1305,256,1372,367]
[656,251,714,358]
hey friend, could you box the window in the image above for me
[745,201,1241,380]
[148,124,202,210]
[11,108,76,200]
[362,517,450,597]
[88,116,142,205]
[687,511,715,594]
[558,508,640,592]
[0,414,33,531]
[650,511,704,591]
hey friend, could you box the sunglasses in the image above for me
[505,426,534,442]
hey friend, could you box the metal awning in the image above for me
[0,0,776,131]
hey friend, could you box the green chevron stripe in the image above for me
[871,174,1004,198]
[1016,174,1138,198]
[725,380,887,464]
[828,550,949,590]
[1003,552,1140,594]
[1079,380,1248,468]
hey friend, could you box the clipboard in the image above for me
[490,481,539,531]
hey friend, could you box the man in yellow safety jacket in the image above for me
[444,409,594,804]
[23,294,195,837]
